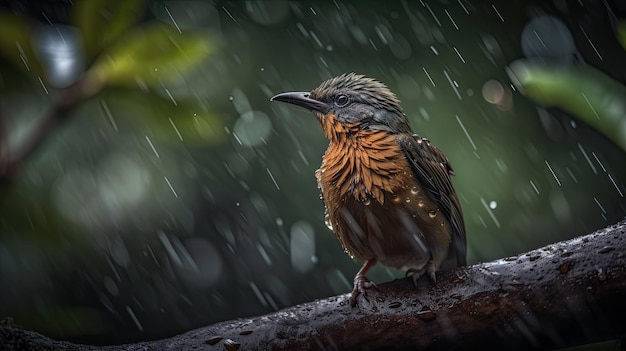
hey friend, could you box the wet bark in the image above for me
[2,219,626,350]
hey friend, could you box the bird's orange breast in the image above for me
[316,114,410,205]
[315,114,451,267]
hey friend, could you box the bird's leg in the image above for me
[427,261,437,283]
[349,258,377,307]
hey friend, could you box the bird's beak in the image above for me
[270,91,328,112]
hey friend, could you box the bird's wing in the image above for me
[397,133,467,267]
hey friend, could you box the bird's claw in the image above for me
[406,266,436,287]
[349,274,377,307]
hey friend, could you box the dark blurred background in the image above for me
[0,0,625,347]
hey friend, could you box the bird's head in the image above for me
[271,73,412,136]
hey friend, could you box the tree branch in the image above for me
[0,76,98,182]
[2,219,626,350]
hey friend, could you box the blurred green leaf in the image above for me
[148,103,225,147]
[88,24,214,88]
[153,109,225,146]
[72,0,146,60]
[507,59,626,152]
[101,90,226,147]
[0,11,44,78]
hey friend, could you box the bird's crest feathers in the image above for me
[312,73,404,116]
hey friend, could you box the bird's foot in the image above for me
[349,274,377,307]
[406,267,426,287]
[406,266,437,287]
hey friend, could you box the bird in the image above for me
[271,73,466,306]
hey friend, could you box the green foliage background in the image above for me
[0,0,624,345]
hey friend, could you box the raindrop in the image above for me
[324,211,333,231]
[482,79,504,104]
[521,15,575,64]
[410,186,419,195]
[416,306,437,321]
[496,159,508,173]
[607,173,624,197]
[350,25,368,44]
[389,301,402,309]
[443,69,461,100]
[174,238,223,289]
[126,306,144,331]
[99,154,151,214]
[482,79,512,110]
[456,115,476,150]
[109,236,130,267]
[32,25,85,88]
[101,100,118,132]
[266,167,280,190]
[392,195,401,203]
[492,4,504,22]
[145,135,160,158]
[159,231,182,267]
[598,246,615,254]
[424,3,441,27]
[480,197,501,228]
[389,34,412,60]
[103,276,119,296]
[225,153,250,177]
[223,339,240,351]
[481,34,502,61]
[396,75,421,100]
[233,111,273,147]
[529,180,540,195]
[363,198,371,206]
[374,23,393,44]
[257,243,272,266]
[593,196,607,214]
[489,200,497,209]
[183,161,198,178]
[231,88,252,115]
[206,336,223,345]
[244,0,290,26]
[52,168,99,226]
[290,221,316,273]
[423,67,435,87]
[151,1,220,30]
[549,190,571,223]
[545,160,562,186]
[428,210,437,218]
[249,281,267,307]
[163,176,178,198]
[423,86,435,101]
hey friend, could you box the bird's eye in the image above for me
[335,94,349,107]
